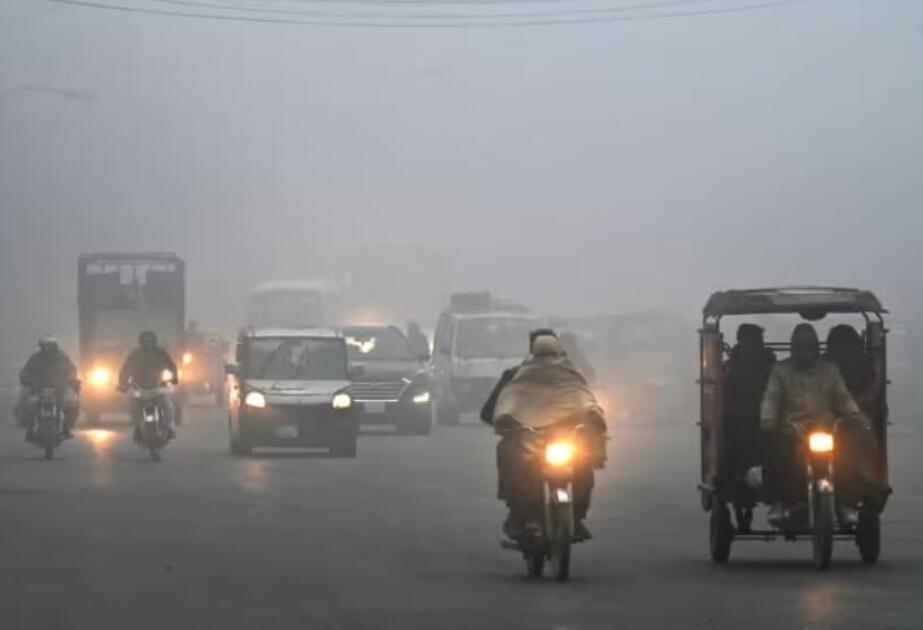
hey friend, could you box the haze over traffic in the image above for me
[1,0,920,355]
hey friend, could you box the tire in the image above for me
[229,419,252,456]
[174,402,184,427]
[434,398,460,427]
[331,440,358,458]
[150,446,161,462]
[856,507,881,564]
[812,492,835,570]
[549,501,574,582]
[44,444,54,460]
[709,501,733,564]
[525,552,545,578]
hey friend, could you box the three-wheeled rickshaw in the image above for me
[698,287,892,569]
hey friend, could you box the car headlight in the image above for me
[244,391,267,409]
[332,392,353,410]
[412,391,431,404]
[88,366,111,387]
[545,440,575,466]
[809,431,834,453]
[182,352,194,366]
[161,369,175,383]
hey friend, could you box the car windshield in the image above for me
[455,317,535,359]
[246,337,346,380]
[342,328,414,361]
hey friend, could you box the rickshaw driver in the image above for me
[760,323,877,525]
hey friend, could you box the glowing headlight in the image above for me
[412,391,431,404]
[809,432,834,453]
[161,369,175,383]
[182,352,194,366]
[332,392,353,410]
[545,440,575,466]
[88,366,111,387]
[244,391,267,409]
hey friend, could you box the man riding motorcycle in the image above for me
[481,330,606,541]
[118,331,179,440]
[14,336,81,441]
[760,323,877,524]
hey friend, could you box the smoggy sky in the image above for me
[1,0,921,357]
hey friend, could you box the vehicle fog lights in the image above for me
[809,432,834,453]
[88,366,111,387]
[412,391,431,404]
[545,441,575,466]
[244,391,267,409]
[332,392,353,410]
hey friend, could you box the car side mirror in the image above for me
[349,365,365,381]
[224,363,240,376]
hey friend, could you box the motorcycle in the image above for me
[500,424,598,581]
[32,387,63,460]
[129,381,173,462]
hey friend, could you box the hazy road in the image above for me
[1,405,921,629]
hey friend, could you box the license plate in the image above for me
[275,425,298,439]
[364,401,386,414]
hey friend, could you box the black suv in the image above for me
[340,326,432,435]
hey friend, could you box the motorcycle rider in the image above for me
[482,330,606,541]
[760,323,877,523]
[14,336,81,441]
[118,331,179,440]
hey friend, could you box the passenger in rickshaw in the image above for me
[825,324,879,418]
[722,324,775,479]
[760,323,877,525]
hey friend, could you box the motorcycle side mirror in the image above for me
[224,363,240,376]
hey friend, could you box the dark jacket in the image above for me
[119,347,179,390]
[20,349,78,390]
[480,366,519,425]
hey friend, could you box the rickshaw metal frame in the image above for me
[698,287,891,536]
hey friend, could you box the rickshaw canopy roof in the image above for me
[703,287,886,319]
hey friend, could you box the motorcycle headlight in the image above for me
[545,440,575,466]
[332,392,353,410]
[88,366,111,387]
[412,391,431,404]
[809,431,834,453]
[244,391,267,409]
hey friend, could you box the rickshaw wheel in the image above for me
[709,501,733,563]
[856,507,881,564]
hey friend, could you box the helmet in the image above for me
[531,334,563,357]
[139,331,158,348]
[38,335,59,352]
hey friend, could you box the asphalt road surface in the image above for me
[1,404,921,630]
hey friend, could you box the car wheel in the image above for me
[229,417,251,456]
[434,398,460,427]
[331,440,358,458]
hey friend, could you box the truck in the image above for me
[78,253,186,424]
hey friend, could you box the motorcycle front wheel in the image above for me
[548,501,574,582]
[812,491,835,570]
